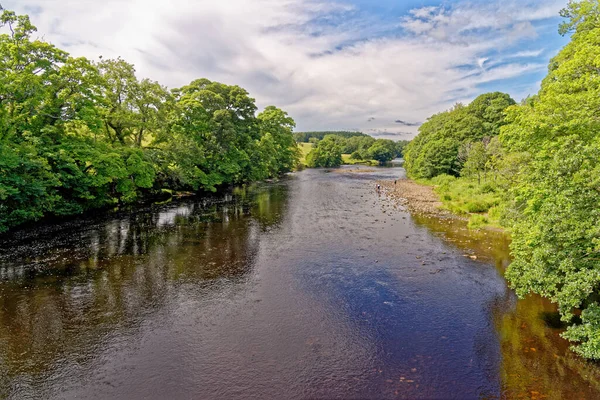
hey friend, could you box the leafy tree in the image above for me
[350,150,363,160]
[0,9,68,140]
[394,140,410,158]
[404,92,515,179]
[0,142,58,232]
[343,135,375,154]
[559,0,600,35]
[501,0,600,359]
[460,141,489,184]
[132,79,172,147]
[0,8,299,231]
[97,58,141,145]
[366,139,396,165]
[257,106,300,174]
[306,135,343,167]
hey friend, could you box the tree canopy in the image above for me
[366,139,397,165]
[404,92,515,180]
[0,8,299,232]
[306,135,343,168]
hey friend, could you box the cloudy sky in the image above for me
[4,0,570,139]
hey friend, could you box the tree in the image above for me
[131,79,172,147]
[306,135,343,167]
[366,139,396,165]
[0,7,299,231]
[167,79,260,190]
[501,0,600,359]
[404,93,515,179]
[559,0,600,35]
[350,150,363,160]
[257,106,300,174]
[294,131,367,142]
[0,9,68,140]
[460,141,489,184]
[342,135,375,154]
[394,140,410,158]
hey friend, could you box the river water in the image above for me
[1,166,599,399]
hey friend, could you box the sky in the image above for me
[4,0,571,139]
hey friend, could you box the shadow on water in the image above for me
[411,213,600,399]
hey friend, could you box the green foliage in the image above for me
[467,214,489,230]
[404,92,515,179]
[306,135,343,167]
[297,142,313,166]
[460,140,490,184]
[0,8,299,232]
[342,135,376,154]
[498,2,600,358]
[0,142,59,232]
[395,140,410,158]
[559,0,600,35]
[300,134,406,167]
[365,139,397,165]
[425,174,502,223]
[350,150,363,160]
[407,1,600,359]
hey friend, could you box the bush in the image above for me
[465,201,492,213]
[350,150,363,160]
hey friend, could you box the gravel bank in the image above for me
[378,179,451,216]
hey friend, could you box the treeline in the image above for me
[404,0,600,359]
[294,131,367,142]
[0,10,300,233]
[306,134,408,167]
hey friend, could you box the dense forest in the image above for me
[294,131,367,142]
[0,9,299,233]
[404,0,600,359]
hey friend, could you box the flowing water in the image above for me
[1,166,599,399]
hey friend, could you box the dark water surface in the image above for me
[1,166,600,399]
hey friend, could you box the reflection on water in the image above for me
[0,184,289,398]
[0,168,599,399]
[412,214,600,399]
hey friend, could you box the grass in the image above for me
[298,143,313,166]
[420,174,504,230]
[341,154,379,166]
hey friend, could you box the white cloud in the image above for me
[477,58,489,69]
[2,0,565,138]
[409,6,438,19]
[507,49,545,58]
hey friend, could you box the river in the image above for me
[1,166,599,399]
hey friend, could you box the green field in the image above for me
[298,143,313,166]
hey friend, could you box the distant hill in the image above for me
[294,131,367,142]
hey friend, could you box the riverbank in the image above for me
[379,177,505,231]
[379,179,451,217]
